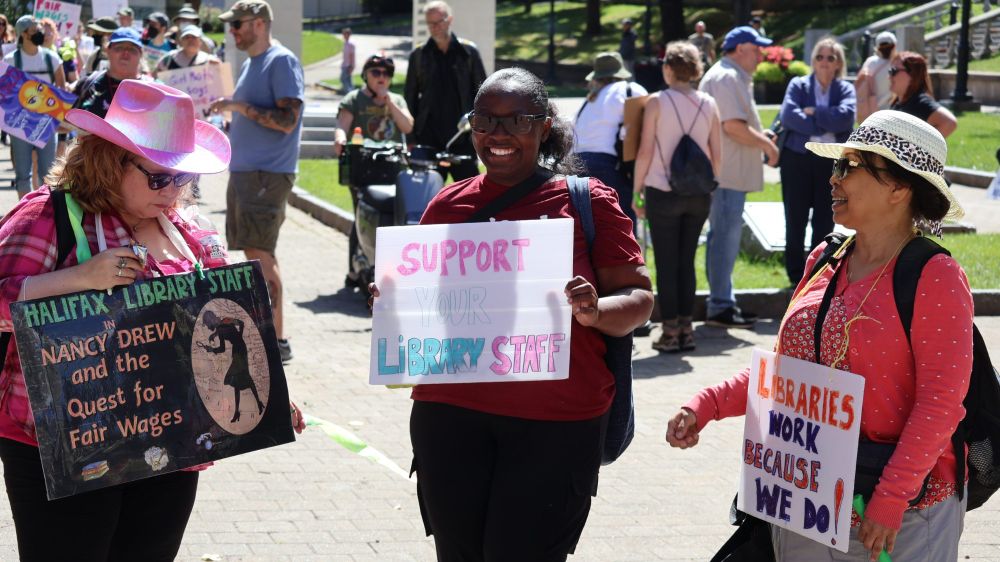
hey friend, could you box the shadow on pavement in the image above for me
[297,287,373,320]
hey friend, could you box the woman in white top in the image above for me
[632,41,721,353]
[573,51,647,225]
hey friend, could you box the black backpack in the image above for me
[0,191,76,369]
[808,233,1000,510]
[659,92,717,196]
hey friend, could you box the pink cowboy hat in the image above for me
[66,80,231,174]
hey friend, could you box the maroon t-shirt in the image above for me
[410,173,644,421]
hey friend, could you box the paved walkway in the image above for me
[2,147,1000,560]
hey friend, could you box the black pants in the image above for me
[410,401,606,562]
[779,148,835,284]
[645,188,711,319]
[0,438,198,562]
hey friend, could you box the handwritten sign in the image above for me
[157,63,234,120]
[370,218,574,385]
[11,262,295,499]
[92,0,128,19]
[738,349,864,551]
[142,45,167,72]
[0,62,77,148]
[33,0,82,37]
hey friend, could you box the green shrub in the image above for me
[753,62,786,84]
[787,60,810,78]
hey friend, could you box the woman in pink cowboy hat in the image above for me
[0,79,305,561]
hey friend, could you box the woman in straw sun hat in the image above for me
[0,80,305,561]
[665,110,972,562]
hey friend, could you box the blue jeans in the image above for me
[340,66,354,94]
[705,187,747,317]
[577,151,636,226]
[11,136,56,197]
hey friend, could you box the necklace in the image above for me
[845,231,915,285]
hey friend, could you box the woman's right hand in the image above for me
[666,408,700,449]
[79,247,142,291]
[367,283,380,313]
[632,189,646,220]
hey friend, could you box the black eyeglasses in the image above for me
[228,18,256,30]
[814,54,837,63]
[367,68,392,78]
[469,113,548,135]
[888,66,906,77]
[831,157,891,180]
[131,161,196,190]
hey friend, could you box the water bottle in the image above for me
[351,127,363,145]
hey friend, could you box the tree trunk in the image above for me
[657,0,685,43]
[524,0,532,15]
[732,0,752,27]
[586,0,602,36]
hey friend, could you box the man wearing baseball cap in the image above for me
[697,25,776,329]
[856,31,897,122]
[72,28,152,119]
[117,7,134,29]
[209,0,304,363]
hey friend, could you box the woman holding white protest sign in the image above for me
[370,67,653,559]
[666,110,972,561]
[0,79,304,561]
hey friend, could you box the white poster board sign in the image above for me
[1,44,15,57]
[157,63,235,120]
[33,0,82,38]
[92,0,128,19]
[738,349,864,551]
[370,218,574,385]
[142,45,167,72]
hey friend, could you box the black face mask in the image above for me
[30,31,45,46]
[877,44,894,59]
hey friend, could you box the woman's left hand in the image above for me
[290,401,306,434]
[859,517,898,561]
[565,275,599,327]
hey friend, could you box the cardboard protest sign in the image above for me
[738,349,864,551]
[11,262,295,500]
[33,0,82,37]
[622,94,652,162]
[0,62,77,148]
[157,63,234,120]
[370,218,574,385]
[92,0,128,19]
[142,45,167,72]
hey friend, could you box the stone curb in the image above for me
[946,166,994,189]
[287,187,1000,318]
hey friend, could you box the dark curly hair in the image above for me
[474,67,582,175]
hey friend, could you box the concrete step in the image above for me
[302,127,337,141]
[303,112,339,128]
[300,140,334,159]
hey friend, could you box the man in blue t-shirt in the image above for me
[209,0,304,363]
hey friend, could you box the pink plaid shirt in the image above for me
[0,187,230,446]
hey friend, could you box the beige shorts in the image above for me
[225,171,295,253]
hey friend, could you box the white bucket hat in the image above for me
[805,110,962,220]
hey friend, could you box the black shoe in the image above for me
[706,307,756,329]
[634,320,654,337]
[278,339,293,363]
[736,307,759,322]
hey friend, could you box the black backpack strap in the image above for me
[50,190,77,268]
[809,232,851,364]
[13,48,21,70]
[567,175,595,249]
[892,236,949,345]
[465,169,553,223]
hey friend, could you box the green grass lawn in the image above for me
[298,159,353,212]
[758,108,1000,171]
[205,31,341,66]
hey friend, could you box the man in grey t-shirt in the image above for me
[698,26,778,329]
[210,0,304,363]
[688,21,714,65]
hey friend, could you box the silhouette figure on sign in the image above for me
[198,310,265,422]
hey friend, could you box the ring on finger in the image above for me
[118,256,127,269]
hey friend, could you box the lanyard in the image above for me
[64,193,203,276]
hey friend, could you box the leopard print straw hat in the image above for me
[806,109,962,220]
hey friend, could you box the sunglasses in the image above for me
[831,157,891,180]
[469,113,548,135]
[228,18,256,30]
[367,68,392,78]
[131,161,196,190]
[888,66,906,77]
[814,54,837,63]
